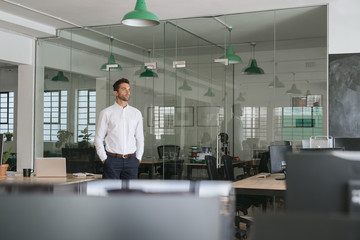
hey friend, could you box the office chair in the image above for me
[156,145,183,179]
[61,147,96,173]
[157,145,180,160]
[205,155,220,180]
[222,155,267,240]
[162,159,184,179]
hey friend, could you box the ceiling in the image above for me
[0,0,327,67]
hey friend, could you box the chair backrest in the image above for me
[157,145,180,159]
[269,145,292,174]
[222,155,235,181]
[258,151,270,173]
[205,155,219,180]
[163,159,184,179]
[61,147,96,173]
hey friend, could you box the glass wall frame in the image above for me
[34,5,328,179]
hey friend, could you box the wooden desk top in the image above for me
[0,173,102,185]
[232,173,286,191]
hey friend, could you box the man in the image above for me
[95,78,144,179]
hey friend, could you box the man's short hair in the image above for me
[113,78,130,91]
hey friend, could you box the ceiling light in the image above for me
[236,92,245,102]
[268,75,285,88]
[218,27,242,65]
[173,61,186,68]
[286,73,302,95]
[52,71,69,82]
[204,87,215,97]
[178,79,192,91]
[140,66,158,78]
[100,38,122,71]
[243,43,264,74]
[122,0,160,27]
[286,84,302,95]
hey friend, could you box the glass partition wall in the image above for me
[35,6,327,179]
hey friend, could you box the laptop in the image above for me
[35,157,67,177]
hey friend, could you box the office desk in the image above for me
[232,172,286,197]
[232,173,286,210]
[0,173,102,194]
[139,157,163,179]
[185,160,245,180]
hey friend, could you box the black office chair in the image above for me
[162,159,184,179]
[222,155,245,181]
[157,145,183,179]
[61,147,96,173]
[205,155,220,180]
[222,155,266,240]
[157,145,180,160]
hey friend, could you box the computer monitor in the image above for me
[0,133,4,165]
[334,137,360,151]
[286,151,360,214]
[269,145,292,173]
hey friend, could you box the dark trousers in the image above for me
[103,155,140,179]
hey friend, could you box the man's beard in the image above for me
[117,95,129,101]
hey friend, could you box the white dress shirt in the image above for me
[95,102,144,161]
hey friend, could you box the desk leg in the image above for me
[187,165,192,180]
[149,166,153,179]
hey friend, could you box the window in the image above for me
[0,92,14,134]
[274,106,323,141]
[43,90,67,141]
[242,107,267,142]
[76,90,96,142]
[151,106,175,140]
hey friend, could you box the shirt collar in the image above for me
[114,101,130,110]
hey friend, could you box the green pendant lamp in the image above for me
[268,75,285,88]
[122,0,160,27]
[204,87,215,97]
[52,71,69,82]
[140,66,158,78]
[178,79,192,91]
[286,72,302,95]
[236,92,245,102]
[243,43,264,74]
[100,38,122,71]
[219,27,242,64]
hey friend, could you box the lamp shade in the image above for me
[122,0,160,27]
[140,66,158,78]
[243,43,264,74]
[100,54,122,71]
[236,92,245,101]
[52,71,69,82]
[178,80,192,91]
[243,59,264,74]
[286,83,302,95]
[268,76,285,88]
[220,46,242,64]
[204,87,215,97]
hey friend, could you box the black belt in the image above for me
[106,151,136,158]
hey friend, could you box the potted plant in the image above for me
[4,132,13,142]
[78,127,92,148]
[56,130,73,148]
[0,146,12,178]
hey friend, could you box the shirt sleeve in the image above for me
[95,110,108,161]
[135,112,144,161]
